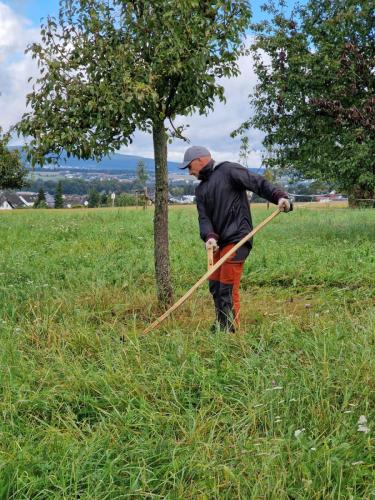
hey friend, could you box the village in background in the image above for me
[1,148,348,210]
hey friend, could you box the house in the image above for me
[0,191,30,210]
[17,192,36,207]
[168,194,196,204]
[63,195,87,207]
[0,193,13,210]
[43,193,53,208]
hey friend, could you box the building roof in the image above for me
[0,193,8,205]
[19,194,36,205]
[0,191,28,208]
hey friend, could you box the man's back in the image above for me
[196,161,285,247]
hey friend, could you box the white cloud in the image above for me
[0,2,265,167]
[0,2,39,132]
[0,3,32,61]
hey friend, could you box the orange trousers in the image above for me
[208,243,250,331]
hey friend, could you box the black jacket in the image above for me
[195,160,288,248]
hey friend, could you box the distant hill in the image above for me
[10,147,182,174]
[10,146,263,175]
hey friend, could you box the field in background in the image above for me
[292,200,349,208]
[0,205,374,497]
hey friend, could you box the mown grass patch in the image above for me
[0,206,374,497]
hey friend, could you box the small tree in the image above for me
[238,136,251,168]
[135,160,149,189]
[17,0,251,305]
[100,192,109,207]
[0,128,27,190]
[88,189,100,208]
[238,136,256,202]
[115,193,137,207]
[135,160,149,209]
[54,180,64,208]
[34,186,47,208]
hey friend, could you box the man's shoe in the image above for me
[210,321,235,334]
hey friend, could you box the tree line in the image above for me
[32,183,151,208]
[26,177,196,196]
[27,177,141,195]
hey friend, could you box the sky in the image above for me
[0,0,296,166]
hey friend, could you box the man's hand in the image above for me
[278,198,292,212]
[206,238,219,252]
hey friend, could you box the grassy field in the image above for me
[0,205,374,498]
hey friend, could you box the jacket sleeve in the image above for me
[196,191,219,242]
[228,164,288,204]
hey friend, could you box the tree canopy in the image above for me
[17,0,251,165]
[16,0,251,304]
[0,129,27,190]
[235,0,375,205]
[88,188,100,208]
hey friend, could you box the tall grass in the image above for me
[0,206,374,497]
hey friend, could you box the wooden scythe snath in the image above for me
[207,245,214,271]
[143,209,281,334]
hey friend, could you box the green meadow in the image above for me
[0,205,374,498]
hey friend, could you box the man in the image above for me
[180,145,291,332]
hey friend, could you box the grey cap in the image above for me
[180,145,211,169]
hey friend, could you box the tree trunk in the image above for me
[152,119,174,306]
